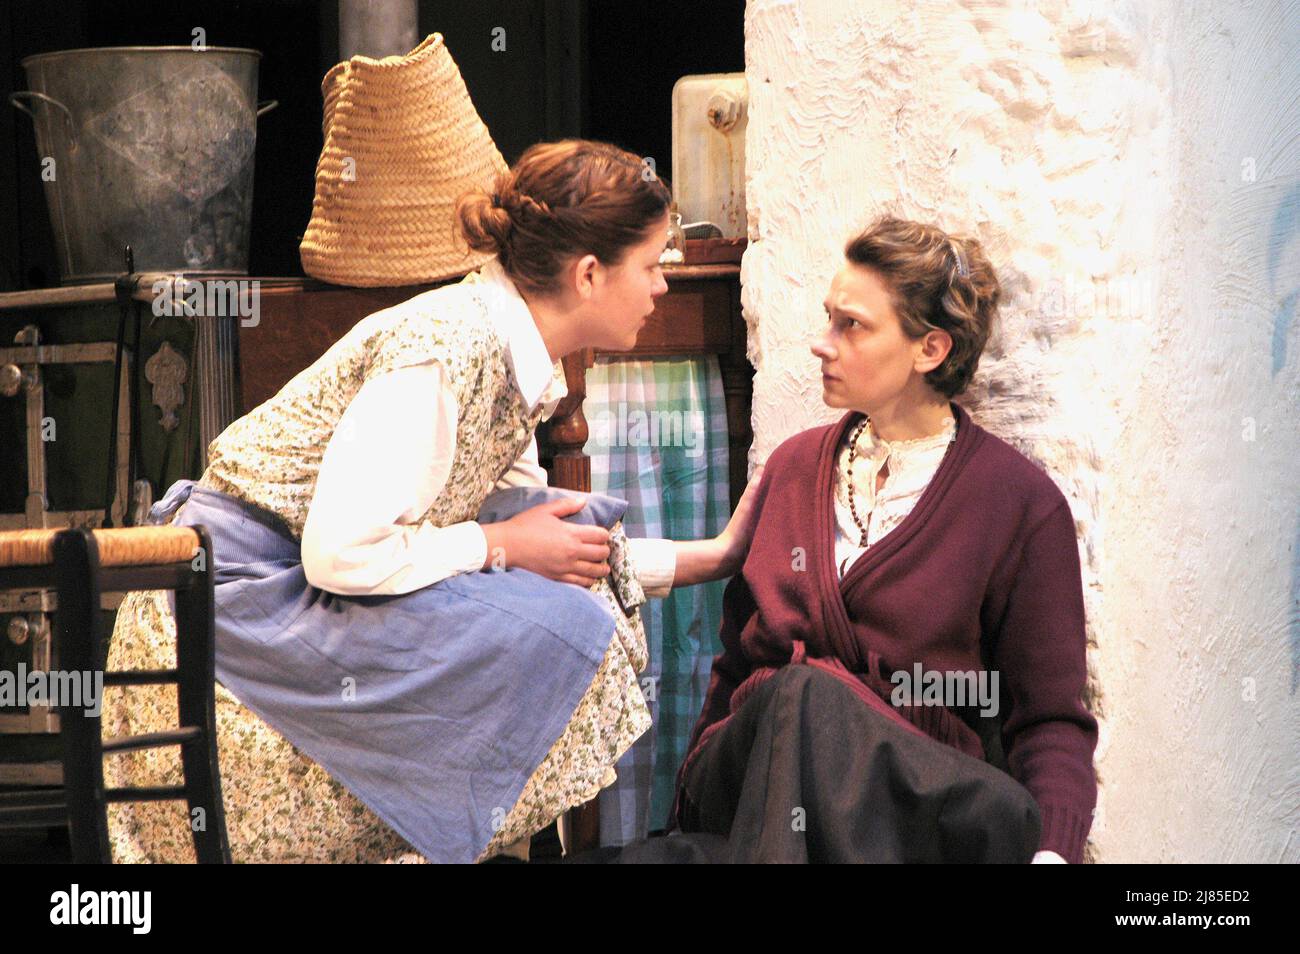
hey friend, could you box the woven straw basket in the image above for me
[299,33,507,287]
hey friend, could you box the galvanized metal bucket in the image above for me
[11,46,277,284]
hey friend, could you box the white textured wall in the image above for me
[742,0,1299,862]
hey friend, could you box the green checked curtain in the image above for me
[582,356,731,844]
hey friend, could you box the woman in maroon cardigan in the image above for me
[657,216,1098,865]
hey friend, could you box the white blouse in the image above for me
[831,412,958,577]
[299,259,677,599]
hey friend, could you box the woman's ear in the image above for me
[915,328,953,374]
[570,253,601,301]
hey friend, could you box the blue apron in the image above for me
[147,478,635,863]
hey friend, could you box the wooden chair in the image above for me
[0,526,230,862]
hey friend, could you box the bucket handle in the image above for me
[9,90,76,142]
[256,99,279,118]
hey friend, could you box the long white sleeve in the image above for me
[301,361,488,596]
[300,360,679,598]
[628,537,676,599]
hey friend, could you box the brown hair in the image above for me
[844,216,1001,398]
[455,139,672,296]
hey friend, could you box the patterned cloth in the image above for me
[202,264,567,540]
[582,356,731,843]
[103,481,651,863]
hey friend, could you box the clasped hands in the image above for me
[480,465,765,589]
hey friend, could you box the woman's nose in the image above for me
[652,271,669,297]
[810,333,833,360]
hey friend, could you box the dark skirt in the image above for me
[601,664,1041,863]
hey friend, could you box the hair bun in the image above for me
[455,138,671,295]
[455,187,512,256]
[493,185,552,220]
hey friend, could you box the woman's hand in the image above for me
[480,497,612,587]
[716,464,765,577]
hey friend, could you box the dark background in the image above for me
[0,0,744,289]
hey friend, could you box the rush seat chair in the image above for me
[0,526,230,862]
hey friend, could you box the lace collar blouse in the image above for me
[832,410,958,578]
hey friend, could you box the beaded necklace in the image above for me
[844,414,956,548]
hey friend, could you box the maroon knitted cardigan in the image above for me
[674,401,1098,863]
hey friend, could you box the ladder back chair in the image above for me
[0,525,230,863]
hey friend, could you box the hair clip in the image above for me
[948,238,970,279]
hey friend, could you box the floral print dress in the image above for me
[101,266,652,862]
